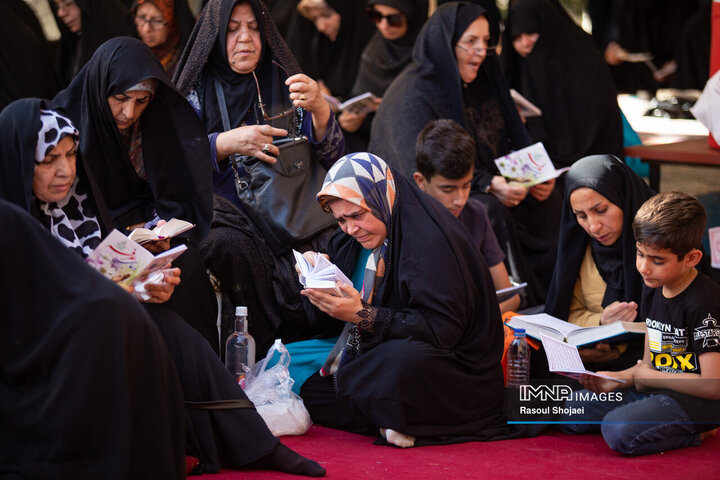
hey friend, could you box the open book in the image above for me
[494,142,569,188]
[293,249,352,297]
[127,218,195,244]
[323,92,380,115]
[541,334,626,383]
[506,313,646,348]
[86,229,187,287]
[496,282,527,303]
[510,89,542,118]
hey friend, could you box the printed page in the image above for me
[86,229,154,287]
[494,142,564,187]
[541,335,626,383]
[515,313,582,338]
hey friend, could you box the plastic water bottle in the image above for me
[225,306,256,385]
[507,328,530,387]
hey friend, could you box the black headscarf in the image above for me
[545,155,655,320]
[500,0,623,169]
[369,1,530,186]
[308,0,376,99]
[0,199,185,478]
[53,37,213,241]
[175,0,302,134]
[50,0,130,86]
[0,0,62,110]
[350,0,428,98]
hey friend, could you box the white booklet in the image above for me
[127,217,195,244]
[494,142,569,188]
[293,249,353,297]
[86,229,187,287]
[496,282,527,303]
[541,334,626,383]
[510,89,542,118]
[323,92,380,115]
[506,313,646,348]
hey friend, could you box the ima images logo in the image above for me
[519,385,573,402]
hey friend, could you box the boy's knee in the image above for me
[601,422,636,454]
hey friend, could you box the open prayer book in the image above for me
[506,313,646,348]
[541,334,626,383]
[494,142,569,188]
[86,229,187,288]
[323,92,380,115]
[127,218,195,244]
[293,250,353,297]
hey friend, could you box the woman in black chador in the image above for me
[0,197,186,479]
[53,37,220,350]
[295,152,508,447]
[500,0,623,169]
[0,97,325,477]
[370,2,561,305]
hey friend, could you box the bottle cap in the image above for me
[235,306,248,316]
[514,328,526,335]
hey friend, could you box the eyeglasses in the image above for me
[134,14,168,29]
[455,42,497,57]
[366,9,405,28]
[253,61,296,121]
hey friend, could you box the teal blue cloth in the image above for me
[286,247,372,393]
[621,110,649,178]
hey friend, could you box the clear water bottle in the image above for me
[225,306,256,385]
[507,328,530,387]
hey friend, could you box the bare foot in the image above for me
[701,428,718,441]
[380,428,415,448]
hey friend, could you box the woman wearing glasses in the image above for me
[500,0,623,169]
[370,2,561,306]
[49,0,128,86]
[130,0,196,77]
[174,0,345,352]
[337,0,428,152]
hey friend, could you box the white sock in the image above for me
[380,428,415,448]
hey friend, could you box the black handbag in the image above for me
[214,79,336,255]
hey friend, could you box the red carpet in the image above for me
[198,425,720,479]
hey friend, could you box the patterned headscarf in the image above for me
[35,110,102,258]
[317,151,396,303]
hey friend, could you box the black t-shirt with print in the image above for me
[641,272,720,425]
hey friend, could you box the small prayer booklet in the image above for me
[86,229,187,287]
[127,218,195,244]
[510,89,542,118]
[293,249,353,297]
[494,142,569,188]
[541,334,626,383]
[496,282,527,303]
[323,92,380,115]
[505,313,646,348]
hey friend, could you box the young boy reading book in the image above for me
[413,119,520,313]
[559,191,720,455]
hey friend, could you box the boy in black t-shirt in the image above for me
[559,191,720,455]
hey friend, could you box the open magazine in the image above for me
[293,249,352,297]
[86,229,187,287]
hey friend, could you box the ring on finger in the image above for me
[261,143,270,154]
[300,94,307,101]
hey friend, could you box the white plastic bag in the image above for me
[243,339,312,436]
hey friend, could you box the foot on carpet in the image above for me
[701,428,718,441]
[248,443,326,477]
[380,428,416,448]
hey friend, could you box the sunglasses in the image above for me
[366,9,405,28]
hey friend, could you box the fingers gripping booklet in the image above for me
[293,249,352,297]
[86,229,187,287]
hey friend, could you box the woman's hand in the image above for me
[490,175,528,207]
[216,124,288,165]
[528,178,555,202]
[138,267,181,304]
[578,342,621,363]
[337,110,367,133]
[600,301,638,325]
[286,73,331,139]
[302,282,363,324]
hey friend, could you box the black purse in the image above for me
[214,79,336,255]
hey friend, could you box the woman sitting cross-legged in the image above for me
[290,152,508,447]
[0,98,325,477]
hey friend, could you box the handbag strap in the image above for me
[213,78,248,179]
[185,399,255,410]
